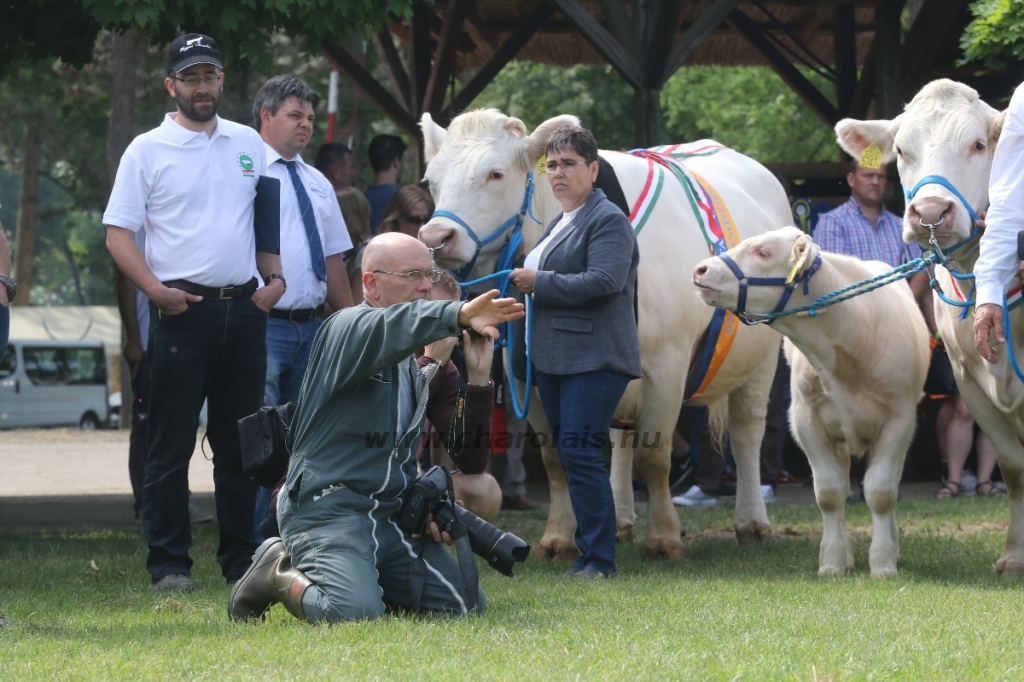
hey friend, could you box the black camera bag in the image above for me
[237,402,296,487]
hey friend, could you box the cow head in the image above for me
[693,227,817,315]
[835,79,1004,253]
[420,109,579,274]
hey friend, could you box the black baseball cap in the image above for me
[166,33,223,73]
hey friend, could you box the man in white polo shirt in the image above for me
[250,74,354,540]
[104,33,285,592]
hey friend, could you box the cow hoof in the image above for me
[538,537,578,561]
[995,555,1024,575]
[735,521,773,545]
[871,566,898,579]
[616,521,634,543]
[644,538,686,561]
[818,565,846,577]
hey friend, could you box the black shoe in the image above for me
[228,537,312,623]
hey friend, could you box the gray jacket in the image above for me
[513,188,642,379]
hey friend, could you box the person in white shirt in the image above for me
[975,82,1024,363]
[104,33,285,592]
[250,74,354,539]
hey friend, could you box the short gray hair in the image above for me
[546,126,598,165]
[252,75,320,132]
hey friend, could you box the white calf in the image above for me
[694,227,930,577]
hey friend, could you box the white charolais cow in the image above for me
[836,78,1024,575]
[418,109,792,560]
[693,227,930,577]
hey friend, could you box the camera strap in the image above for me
[448,474,480,614]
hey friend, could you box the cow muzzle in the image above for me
[907,196,956,233]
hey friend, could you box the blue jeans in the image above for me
[254,315,322,541]
[144,296,266,582]
[534,369,631,576]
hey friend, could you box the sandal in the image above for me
[936,481,962,499]
[976,481,1006,497]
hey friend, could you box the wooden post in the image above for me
[834,2,857,117]
[874,0,906,119]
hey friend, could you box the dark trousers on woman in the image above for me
[143,297,265,584]
[534,369,631,575]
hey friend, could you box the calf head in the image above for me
[419,109,578,274]
[693,226,818,315]
[835,79,1004,253]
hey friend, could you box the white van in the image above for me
[0,339,109,429]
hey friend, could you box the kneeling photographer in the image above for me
[229,233,525,623]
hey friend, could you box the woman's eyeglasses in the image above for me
[372,268,445,283]
[545,159,585,173]
[401,213,431,225]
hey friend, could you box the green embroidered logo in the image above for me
[236,152,255,176]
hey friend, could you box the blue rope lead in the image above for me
[458,269,532,420]
[1003,292,1024,385]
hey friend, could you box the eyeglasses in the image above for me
[373,268,445,283]
[173,74,221,87]
[545,158,586,173]
[402,214,431,225]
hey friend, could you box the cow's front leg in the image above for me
[863,417,913,578]
[999,458,1024,575]
[634,401,685,560]
[608,426,636,542]
[727,354,777,545]
[793,410,851,575]
[523,383,578,561]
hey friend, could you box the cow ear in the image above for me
[835,117,899,163]
[526,115,581,166]
[420,112,447,165]
[990,108,1008,146]
[791,231,818,273]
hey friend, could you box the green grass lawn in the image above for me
[2,497,1023,681]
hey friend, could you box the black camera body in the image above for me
[398,465,531,577]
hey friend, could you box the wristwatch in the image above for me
[264,273,287,293]
[0,275,17,303]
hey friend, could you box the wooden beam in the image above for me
[424,0,471,116]
[410,1,433,114]
[372,30,412,112]
[549,0,642,88]
[848,40,875,119]
[874,0,905,119]
[798,6,826,47]
[727,9,840,126]
[661,0,742,85]
[833,2,857,116]
[901,0,968,96]
[643,0,686,87]
[464,1,500,52]
[597,0,634,50]
[322,43,418,137]
[443,1,556,120]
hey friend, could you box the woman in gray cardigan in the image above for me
[510,126,641,579]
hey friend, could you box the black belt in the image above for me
[269,305,323,322]
[164,278,258,299]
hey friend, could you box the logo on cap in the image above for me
[237,152,255,176]
[181,37,210,52]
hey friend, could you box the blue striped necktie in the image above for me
[278,158,327,281]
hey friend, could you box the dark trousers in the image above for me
[760,349,788,487]
[129,354,151,517]
[143,297,266,583]
[534,369,631,576]
[693,407,726,495]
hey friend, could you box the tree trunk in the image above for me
[12,118,42,307]
[108,28,140,429]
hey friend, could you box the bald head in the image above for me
[361,232,437,307]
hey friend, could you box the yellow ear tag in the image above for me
[537,154,547,176]
[859,144,882,170]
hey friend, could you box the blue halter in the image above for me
[430,171,542,284]
[903,174,981,224]
[717,252,823,325]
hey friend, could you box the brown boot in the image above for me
[228,537,312,623]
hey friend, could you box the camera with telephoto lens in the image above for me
[397,465,531,577]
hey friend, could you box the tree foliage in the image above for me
[960,0,1024,70]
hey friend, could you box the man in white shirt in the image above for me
[104,33,285,592]
[975,82,1024,362]
[250,74,354,539]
